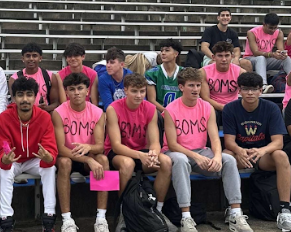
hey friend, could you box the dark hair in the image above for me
[159,38,183,55]
[264,13,279,26]
[212,41,234,54]
[237,72,263,88]
[124,73,147,88]
[63,43,85,57]
[177,67,202,86]
[21,42,42,56]
[105,47,125,62]
[12,76,39,96]
[218,8,231,16]
[63,73,90,89]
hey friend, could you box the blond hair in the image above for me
[124,53,151,75]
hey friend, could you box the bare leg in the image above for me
[112,155,135,196]
[239,58,253,72]
[85,154,110,209]
[143,153,172,202]
[259,150,291,202]
[56,157,72,213]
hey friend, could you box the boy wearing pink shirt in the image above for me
[9,42,60,113]
[105,73,176,232]
[56,43,99,105]
[200,41,245,126]
[244,13,291,93]
[52,73,109,232]
[163,68,253,232]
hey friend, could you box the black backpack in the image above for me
[249,170,280,221]
[184,49,204,69]
[162,197,221,230]
[268,69,286,93]
[17,68,51,104]
[115,171,168,232]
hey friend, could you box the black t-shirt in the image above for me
[200,25,240,51]
[223,99,286,149]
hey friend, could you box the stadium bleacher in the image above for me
[1,0,291,71]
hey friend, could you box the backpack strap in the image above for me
[113,170,144,228]
[40,67,51,105]
[17,70,24,78]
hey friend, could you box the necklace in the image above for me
[113,79,122,88]
[18,115,31,127]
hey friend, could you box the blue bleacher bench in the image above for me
[14,168,254,219]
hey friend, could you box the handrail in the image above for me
[1,0,290,9]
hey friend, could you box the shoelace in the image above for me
[280,213,291,222]
[96,222,108,232]
[184,218,195,228]
[237,215,249,225]
[43,220,55,231]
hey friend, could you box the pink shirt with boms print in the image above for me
[55,101,103,150]
[203,63,241,105]
[162,98,211,152]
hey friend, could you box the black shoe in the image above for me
[42,213,56,232]
[0,216,15,232]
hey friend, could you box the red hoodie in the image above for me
[0,103,58,170]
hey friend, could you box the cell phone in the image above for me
[3,141,11,154]
[39,95,44,104]
[281,50,288,55]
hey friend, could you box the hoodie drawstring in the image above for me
[26,124,29,158]
[19,119,30,158]
[20,122,24,152]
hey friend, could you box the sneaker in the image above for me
[180,217,197,232]
[277,209,291,231]
[115,213,126,232]
[0,216,15,232]
[94,218,109,232]
[61,218,79,232]
[262,84,274,93]
[224,207,243,224]
[161,213,178,232]
[42,213,57,232]
[229,214,253,232]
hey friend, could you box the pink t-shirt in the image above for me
[55,101,103,150]
[104,98,156,155]
[58,65,97,101]
[283,79,291,109]
[11,68,53,105]
[244,26,279,57]
[203,63,240,105]
[162,98,211,152]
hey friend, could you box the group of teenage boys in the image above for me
[1,8,291,232]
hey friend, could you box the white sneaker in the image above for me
[94,218,109,232]
[161,213,178,232]
[224,207,243,224]
[277,210,291,231]
[229,214,253,232]
[262,84,274,93]
[115,213,126,232]
[61,218,79,232]
[180,217,198,232]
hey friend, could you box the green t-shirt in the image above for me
[145,64,183,107]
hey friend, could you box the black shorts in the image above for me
[71,161,89,176]
[56,153,90,176]
[107,149,149,171]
